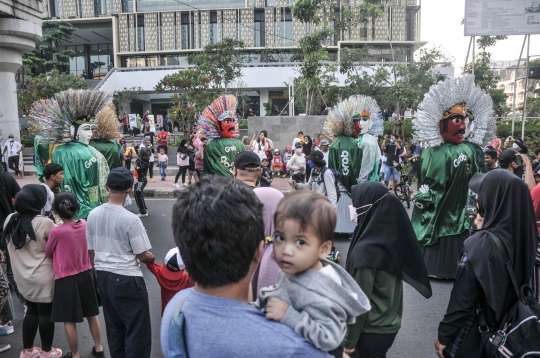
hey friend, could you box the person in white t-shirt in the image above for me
[87,167,155,358]
[3,134,24,178]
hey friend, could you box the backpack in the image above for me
[480,233,540,358]
[320,167,347,200]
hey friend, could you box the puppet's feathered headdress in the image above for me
[197,95,239,139]
[324,98,356,136]
[29,89,112,144]
[413,75,494,148]
[347,95,384,136]
[93,103,121,140]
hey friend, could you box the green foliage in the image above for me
[17,69,88,114]
[238,119,248,129]
[22,21,77,73]
[383,118,413,138]
[113,87,143,114]
[496,118,540,155]
[155,39,246,136]
[340,46,450,112]
[264,100,273,116]
[187,38,246,91]
[463,36,508,110]
[519,96,540,117]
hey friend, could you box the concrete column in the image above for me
[0,18,42,143]
[260,89,269,116]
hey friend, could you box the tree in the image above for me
[17,69,88,114]
[113,87,143,115]
[339,46,450,113]
[187,38,246,92]
[463,36,508,110]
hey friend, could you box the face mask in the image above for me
[349,192,390,223]
[295,148,302,154]
[9,139,14,142]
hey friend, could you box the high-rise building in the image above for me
[42,0,426,115]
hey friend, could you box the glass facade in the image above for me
[280,9,292,47]
[121,53,189,67]
[136,0,245,13]
[60,43,113,78]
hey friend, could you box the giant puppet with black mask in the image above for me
[411,76,494,279]
[197,95,245,177]
[29,89,111,219]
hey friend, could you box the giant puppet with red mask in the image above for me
[197,95,245,177]
[411,76,495,279]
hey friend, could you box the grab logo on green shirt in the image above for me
[453,153,467,168]
[341,151,350,175]
[224,146,237,153]
[84,156,97,169]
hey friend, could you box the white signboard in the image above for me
[465,0,540,36]
[128,114,137,129]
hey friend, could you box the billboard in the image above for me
[465,0,540,36]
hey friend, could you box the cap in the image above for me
[468,172,485,193]
[165,247,185,271]
[8,134,14,138]
[499,148,519,167]
[320,139,330,146]
[307,150,325,162]
[234,151,261,171]
[106,167,134,192]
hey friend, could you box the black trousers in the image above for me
[148,162,154,179]
[407,161,418,185]
[123,125,129,134]
[97,271,151,358]
[135,171,147,214]
[8,156,20,175]
[23,301,55,351]
[353,332,398,358]
[125,159,132,171]
[175,166,189,184]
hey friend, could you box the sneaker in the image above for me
[39,347,62,358]
[137,212,149,218]
[0,344,10,353]
[91,346,104,358]
[149,178,155,182]
[19,347,41,358]
[173,183,180,188]
[0,321,14,335]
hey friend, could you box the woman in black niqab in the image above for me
[2,184,47,249]
[436,169,537,358]
[346,181,432,298]
[344,182,431,358]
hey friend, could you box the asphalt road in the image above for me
[2,199,453,358]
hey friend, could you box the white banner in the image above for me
[465,0,540,36]
[128,114,137,129]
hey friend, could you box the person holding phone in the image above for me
[498,148,535,190]
[252,132,270,161]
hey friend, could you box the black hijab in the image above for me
[346,182,432,299]
[177,139,189,154]
[465,170,537,320]
[2,184,47,250]
[303,136,312,156]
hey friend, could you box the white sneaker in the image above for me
[0,321,13,335]
[173,183,180,188]
[137,212,149,218]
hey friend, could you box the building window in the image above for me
[137,15,145,51]
[122,0,133,12]
[281,9,292,47]
[254,10,264,47]
[210,11,218,44]
[181,13,190,49]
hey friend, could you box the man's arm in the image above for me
[18,144,24,154]
[136,251,156,263]
[519,154,536,191]
[88,250,95,267]
[2,146,6,155]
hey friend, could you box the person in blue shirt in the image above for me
[161,176,331,358]
[407,140,423,185]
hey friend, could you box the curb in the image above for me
[138,187,292,198]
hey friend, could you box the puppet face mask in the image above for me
[439,104,469,145]
[217,113,236,138]
[71,123,94,145]
[351,119,361,139]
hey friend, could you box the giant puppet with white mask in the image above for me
[29,89,112,219]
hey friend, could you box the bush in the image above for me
[238,119,248,129]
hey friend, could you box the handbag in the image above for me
[168,297,189,358]
[479,233,540,358]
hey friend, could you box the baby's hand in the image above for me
[265,297,289,322]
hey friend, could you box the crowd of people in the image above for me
[0,82,539,358]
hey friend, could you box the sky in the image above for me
[421,0,540,72]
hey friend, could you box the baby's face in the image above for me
[273,219,331,275]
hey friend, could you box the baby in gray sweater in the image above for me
[254,191,371,352]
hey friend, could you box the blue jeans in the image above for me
[384,165,399,182]
[159,162,167,179]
